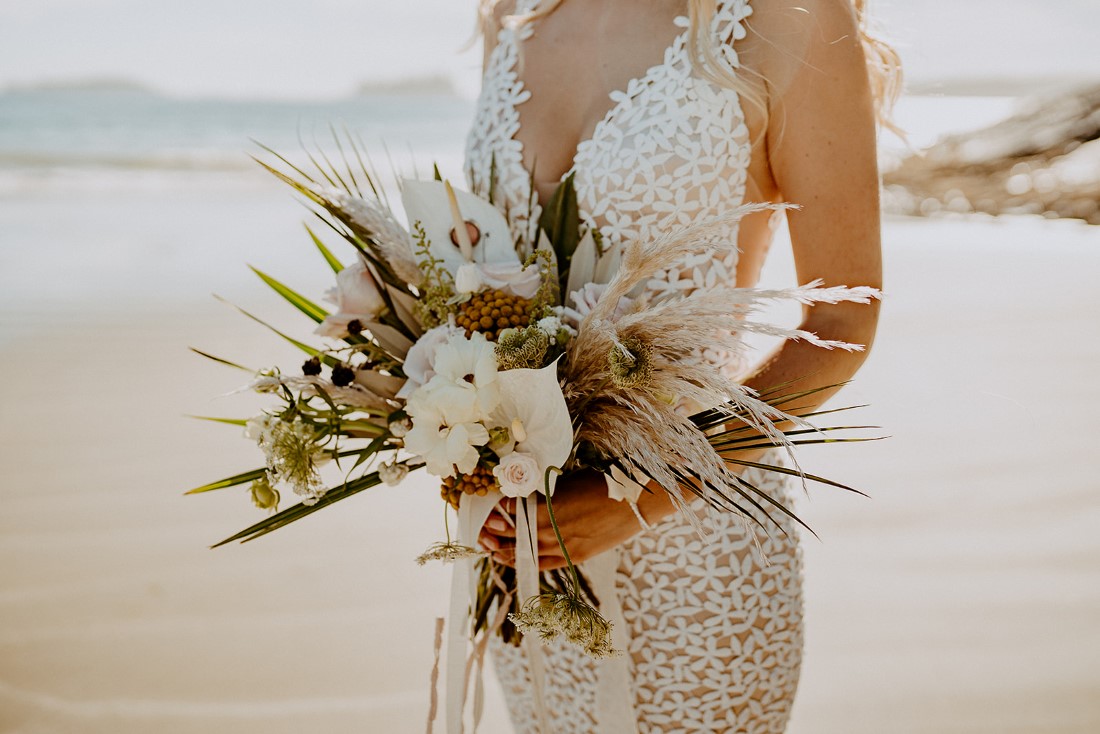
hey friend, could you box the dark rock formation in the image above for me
[884,83,1100,224]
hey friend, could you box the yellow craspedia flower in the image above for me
[455,289,533,340]
[440,463,498,509]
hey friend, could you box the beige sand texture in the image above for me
[1,214,1098,733]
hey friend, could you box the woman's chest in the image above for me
[511,0,688,192]
[465,0,757,250]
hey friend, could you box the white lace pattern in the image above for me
[465,1,804,731]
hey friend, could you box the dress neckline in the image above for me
[505,8,692,199]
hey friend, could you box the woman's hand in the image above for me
[477,469,674,570]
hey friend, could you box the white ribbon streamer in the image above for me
[445,494,498,734]
[584,548,637,733]
[516,496,551,733]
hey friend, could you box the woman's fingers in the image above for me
[538,555,567,570]
[483,513,516,538]
[478,529,500,552]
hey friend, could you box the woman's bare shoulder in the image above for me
[740,0,866,96]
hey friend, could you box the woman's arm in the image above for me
[744,0,883,405]
[480,0,883,568]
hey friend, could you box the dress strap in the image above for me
[708,0,754,70]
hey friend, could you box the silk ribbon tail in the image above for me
[445,494,498,734]
[516,496,551,733]
[585,547,637,733]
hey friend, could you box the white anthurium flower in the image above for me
[605,464,647,504]
[316,258,388,339]
[400,178,517,276]
[396,323,465,399]
[489,362,573,497]
[404,387,490,477]
[424,331,501,419]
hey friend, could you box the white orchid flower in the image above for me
[489,362,573,497]
[403,393,490,478]
[422,331,501,419]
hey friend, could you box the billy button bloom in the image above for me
[440,462,498,510]
[455,288,534,341]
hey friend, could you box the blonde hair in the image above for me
[478,0,902,133]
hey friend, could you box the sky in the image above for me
[1,0,1099,99]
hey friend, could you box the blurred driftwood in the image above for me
[884,83,1100,224]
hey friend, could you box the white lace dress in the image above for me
[464,2,803,732]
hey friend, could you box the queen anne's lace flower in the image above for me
[509,593,618,659]
[415,542,487,566]
[251,417,328,502]
[495,326,549,371]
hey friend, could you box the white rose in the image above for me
[396,323,464,399]
[316,259,387,338]
[493,451,543,498]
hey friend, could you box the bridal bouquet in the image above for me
[189,134,878,708]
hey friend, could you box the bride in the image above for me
[467,0,899,731]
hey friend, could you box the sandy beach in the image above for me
[1,161,1098,734]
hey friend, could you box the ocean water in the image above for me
[0,88,1015,179]
[0,89,474,177]
[0,89,476,341]
[0,89,1020,341]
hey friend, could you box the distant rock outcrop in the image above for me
[4,77,157,94]
[884,83,1100,224]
